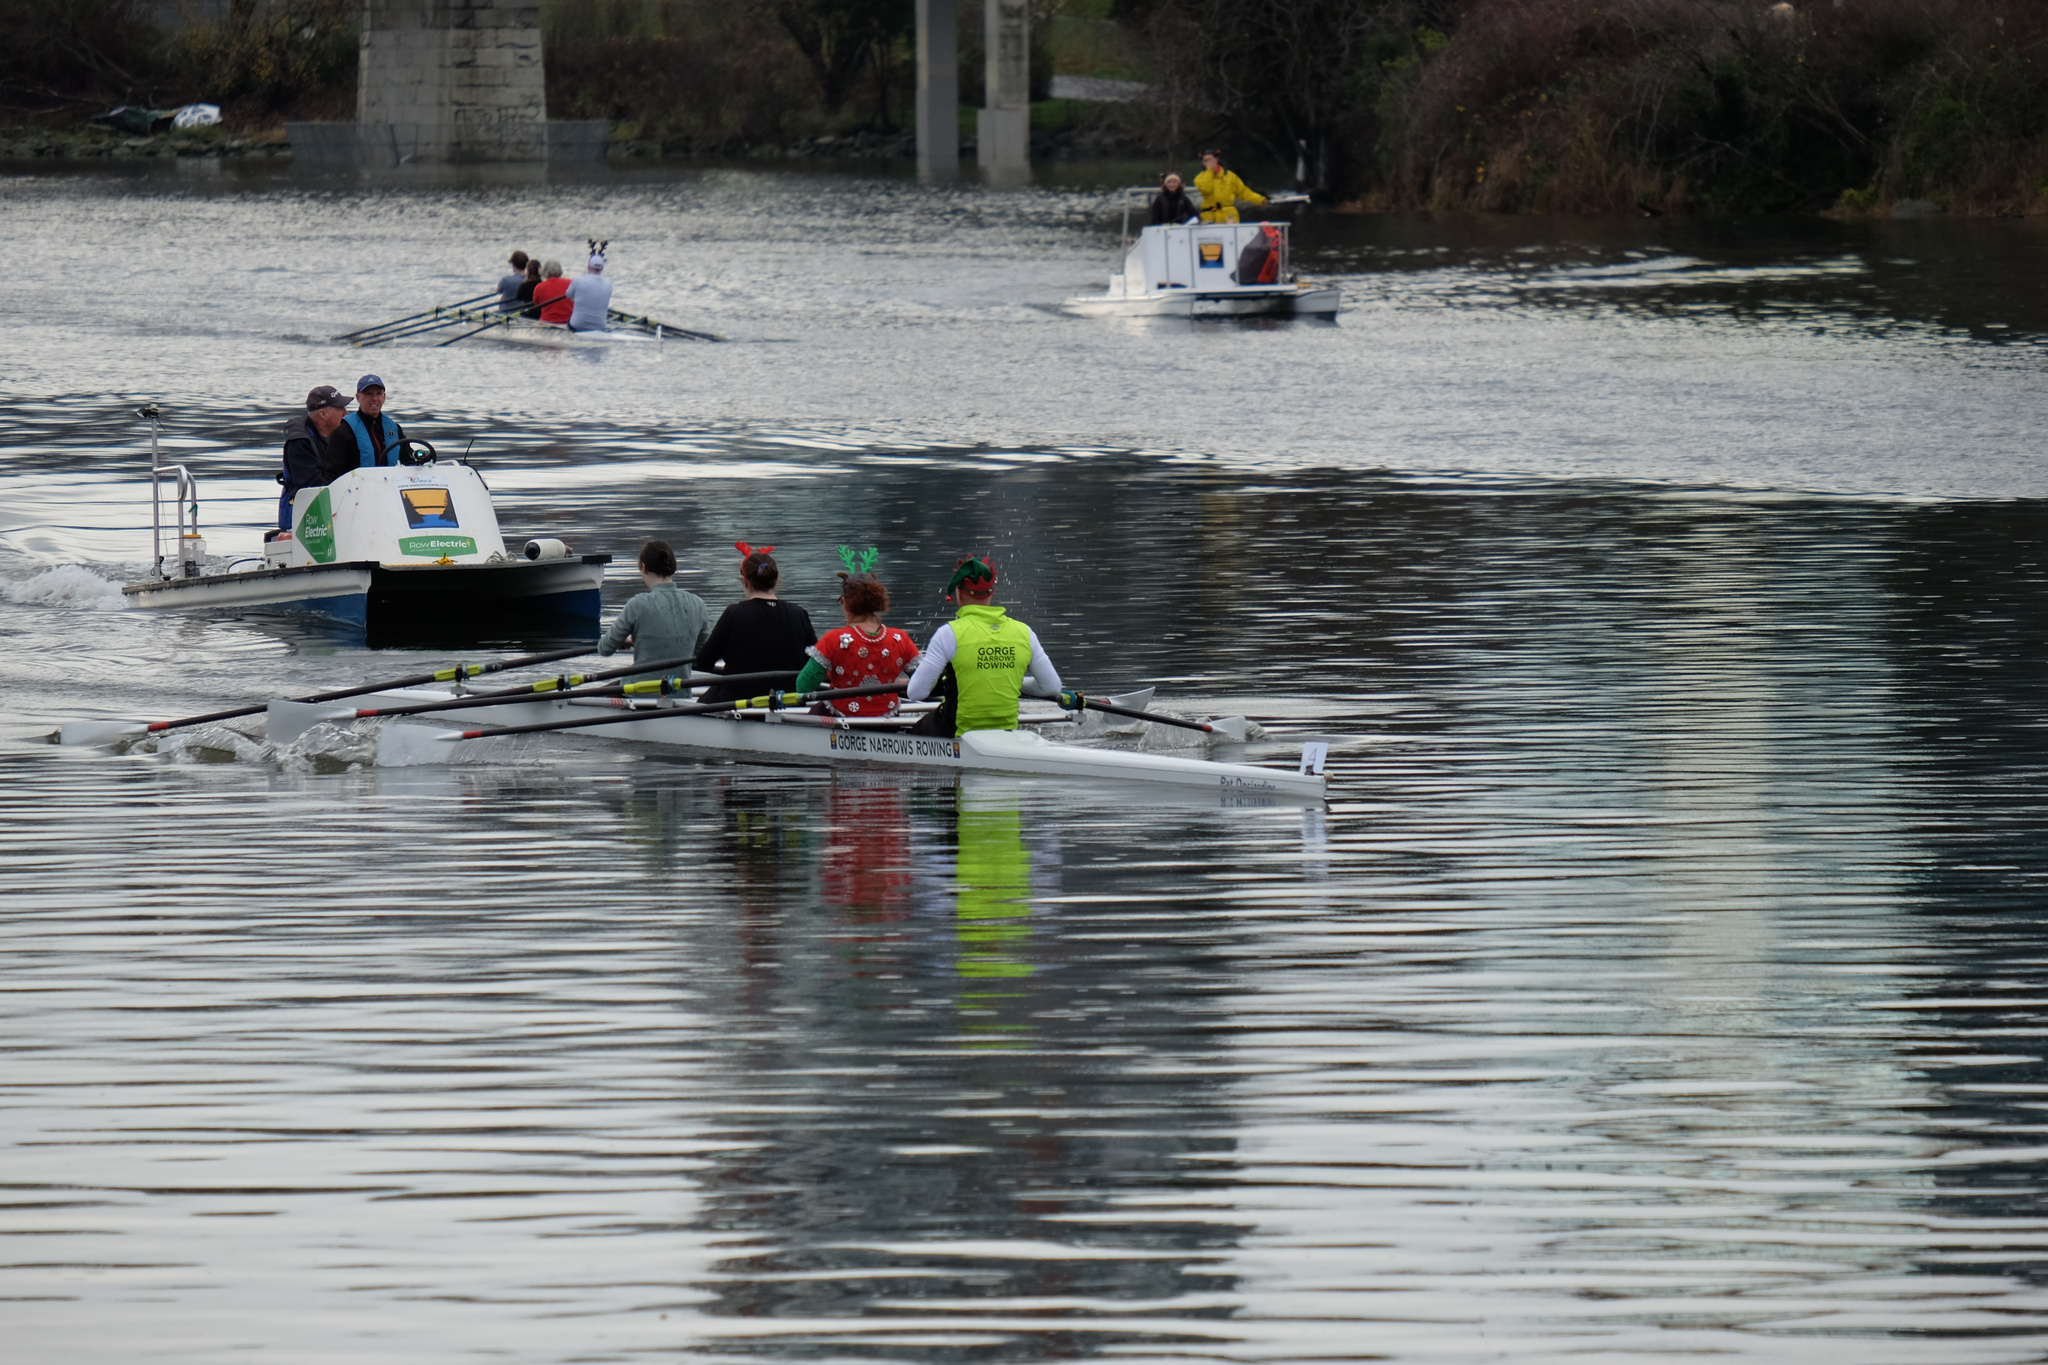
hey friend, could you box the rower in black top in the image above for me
[693,542,817,704]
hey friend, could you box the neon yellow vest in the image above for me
[949,603,1032,735]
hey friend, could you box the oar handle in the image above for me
[1082,696,1214,733]
[352,667,798,719]
[295,645,592,704]
[728,681,906,711]
[446,681,905,741]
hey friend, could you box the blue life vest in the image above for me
[343,411,402,468]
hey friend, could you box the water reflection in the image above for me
[683,777,1244,1353]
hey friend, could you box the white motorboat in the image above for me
[1063,191,1340,319]
[266,686,1329,801]
[123,407,608,636]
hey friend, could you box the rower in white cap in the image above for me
[566,239,612,333]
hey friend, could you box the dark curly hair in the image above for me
[840,577,889,617]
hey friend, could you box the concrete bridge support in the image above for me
[358,0,548,162]
[915,0,1033,184]
[977,0,1031,183]
[915,0,958,181]
[289,0,609,167]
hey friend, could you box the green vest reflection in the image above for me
[955,794,1033,1046]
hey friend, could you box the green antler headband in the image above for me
[831,544,880,577]
[836,544,881,577]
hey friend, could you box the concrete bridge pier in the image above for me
[915,0,1033,185]
[358,0,547,162]
[915,0,958,181]
[286,0,609,168]
[977,0,1031,184]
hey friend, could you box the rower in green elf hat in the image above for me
[906,554,1074,737]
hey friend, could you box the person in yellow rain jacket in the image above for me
[1194,150,1266,224]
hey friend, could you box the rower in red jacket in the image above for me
[792,546,920,717]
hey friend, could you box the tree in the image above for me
[775,0,913,120]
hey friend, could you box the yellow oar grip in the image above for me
[733,692,800,710]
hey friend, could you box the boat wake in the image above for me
[1049,706,1266,751]
[127,717,512,773]
[3,564,127,609]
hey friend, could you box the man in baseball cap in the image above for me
[317,374,412,484]
[275,384,351,533]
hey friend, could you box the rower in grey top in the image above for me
[598,540,710,681]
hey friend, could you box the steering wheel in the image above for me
[399,438,437,467]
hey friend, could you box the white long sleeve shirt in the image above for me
[905,620,1063,702]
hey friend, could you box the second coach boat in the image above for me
[1063,190,1340,320]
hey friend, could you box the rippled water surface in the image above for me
[7,165,2048,1362]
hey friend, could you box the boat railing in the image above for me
[140,405,202,579]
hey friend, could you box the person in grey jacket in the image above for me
[598,540,710,681]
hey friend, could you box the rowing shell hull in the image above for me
[479,324,658,348]
[294,690,1326,800]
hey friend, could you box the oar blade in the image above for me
[1206,715,1253,742]
[266,700,359,747]
[1084,687,1153,734]
[376,722,463,767]
[58,720,145,747]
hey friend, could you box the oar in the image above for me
[1071,693,1253,742]
[436,316,517,347]
[266,667,800,744]
[338,292,501,342]
[377,681,908,766]
[57,645,596,747]
[605,308,721,342]
[358,305,504,348]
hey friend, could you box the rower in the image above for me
[792,546,919,718]
[566,241,612,333]
[317,374,410,483]
[905,556,1069,737]
[597,540,710,682]
[694,542,817,704]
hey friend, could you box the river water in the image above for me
[6,162,2048,1362]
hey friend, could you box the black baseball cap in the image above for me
[306,385,349,412]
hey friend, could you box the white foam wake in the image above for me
[4,564,127,609]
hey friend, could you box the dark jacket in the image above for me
[694,597,816,703]
[281,415,325,497]
[318,411,407,484]
[1150,188,1199,225]
[278,414,327,528]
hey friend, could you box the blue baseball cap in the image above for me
[356,374,385,392]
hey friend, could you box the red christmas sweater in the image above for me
[807,624,919,716]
